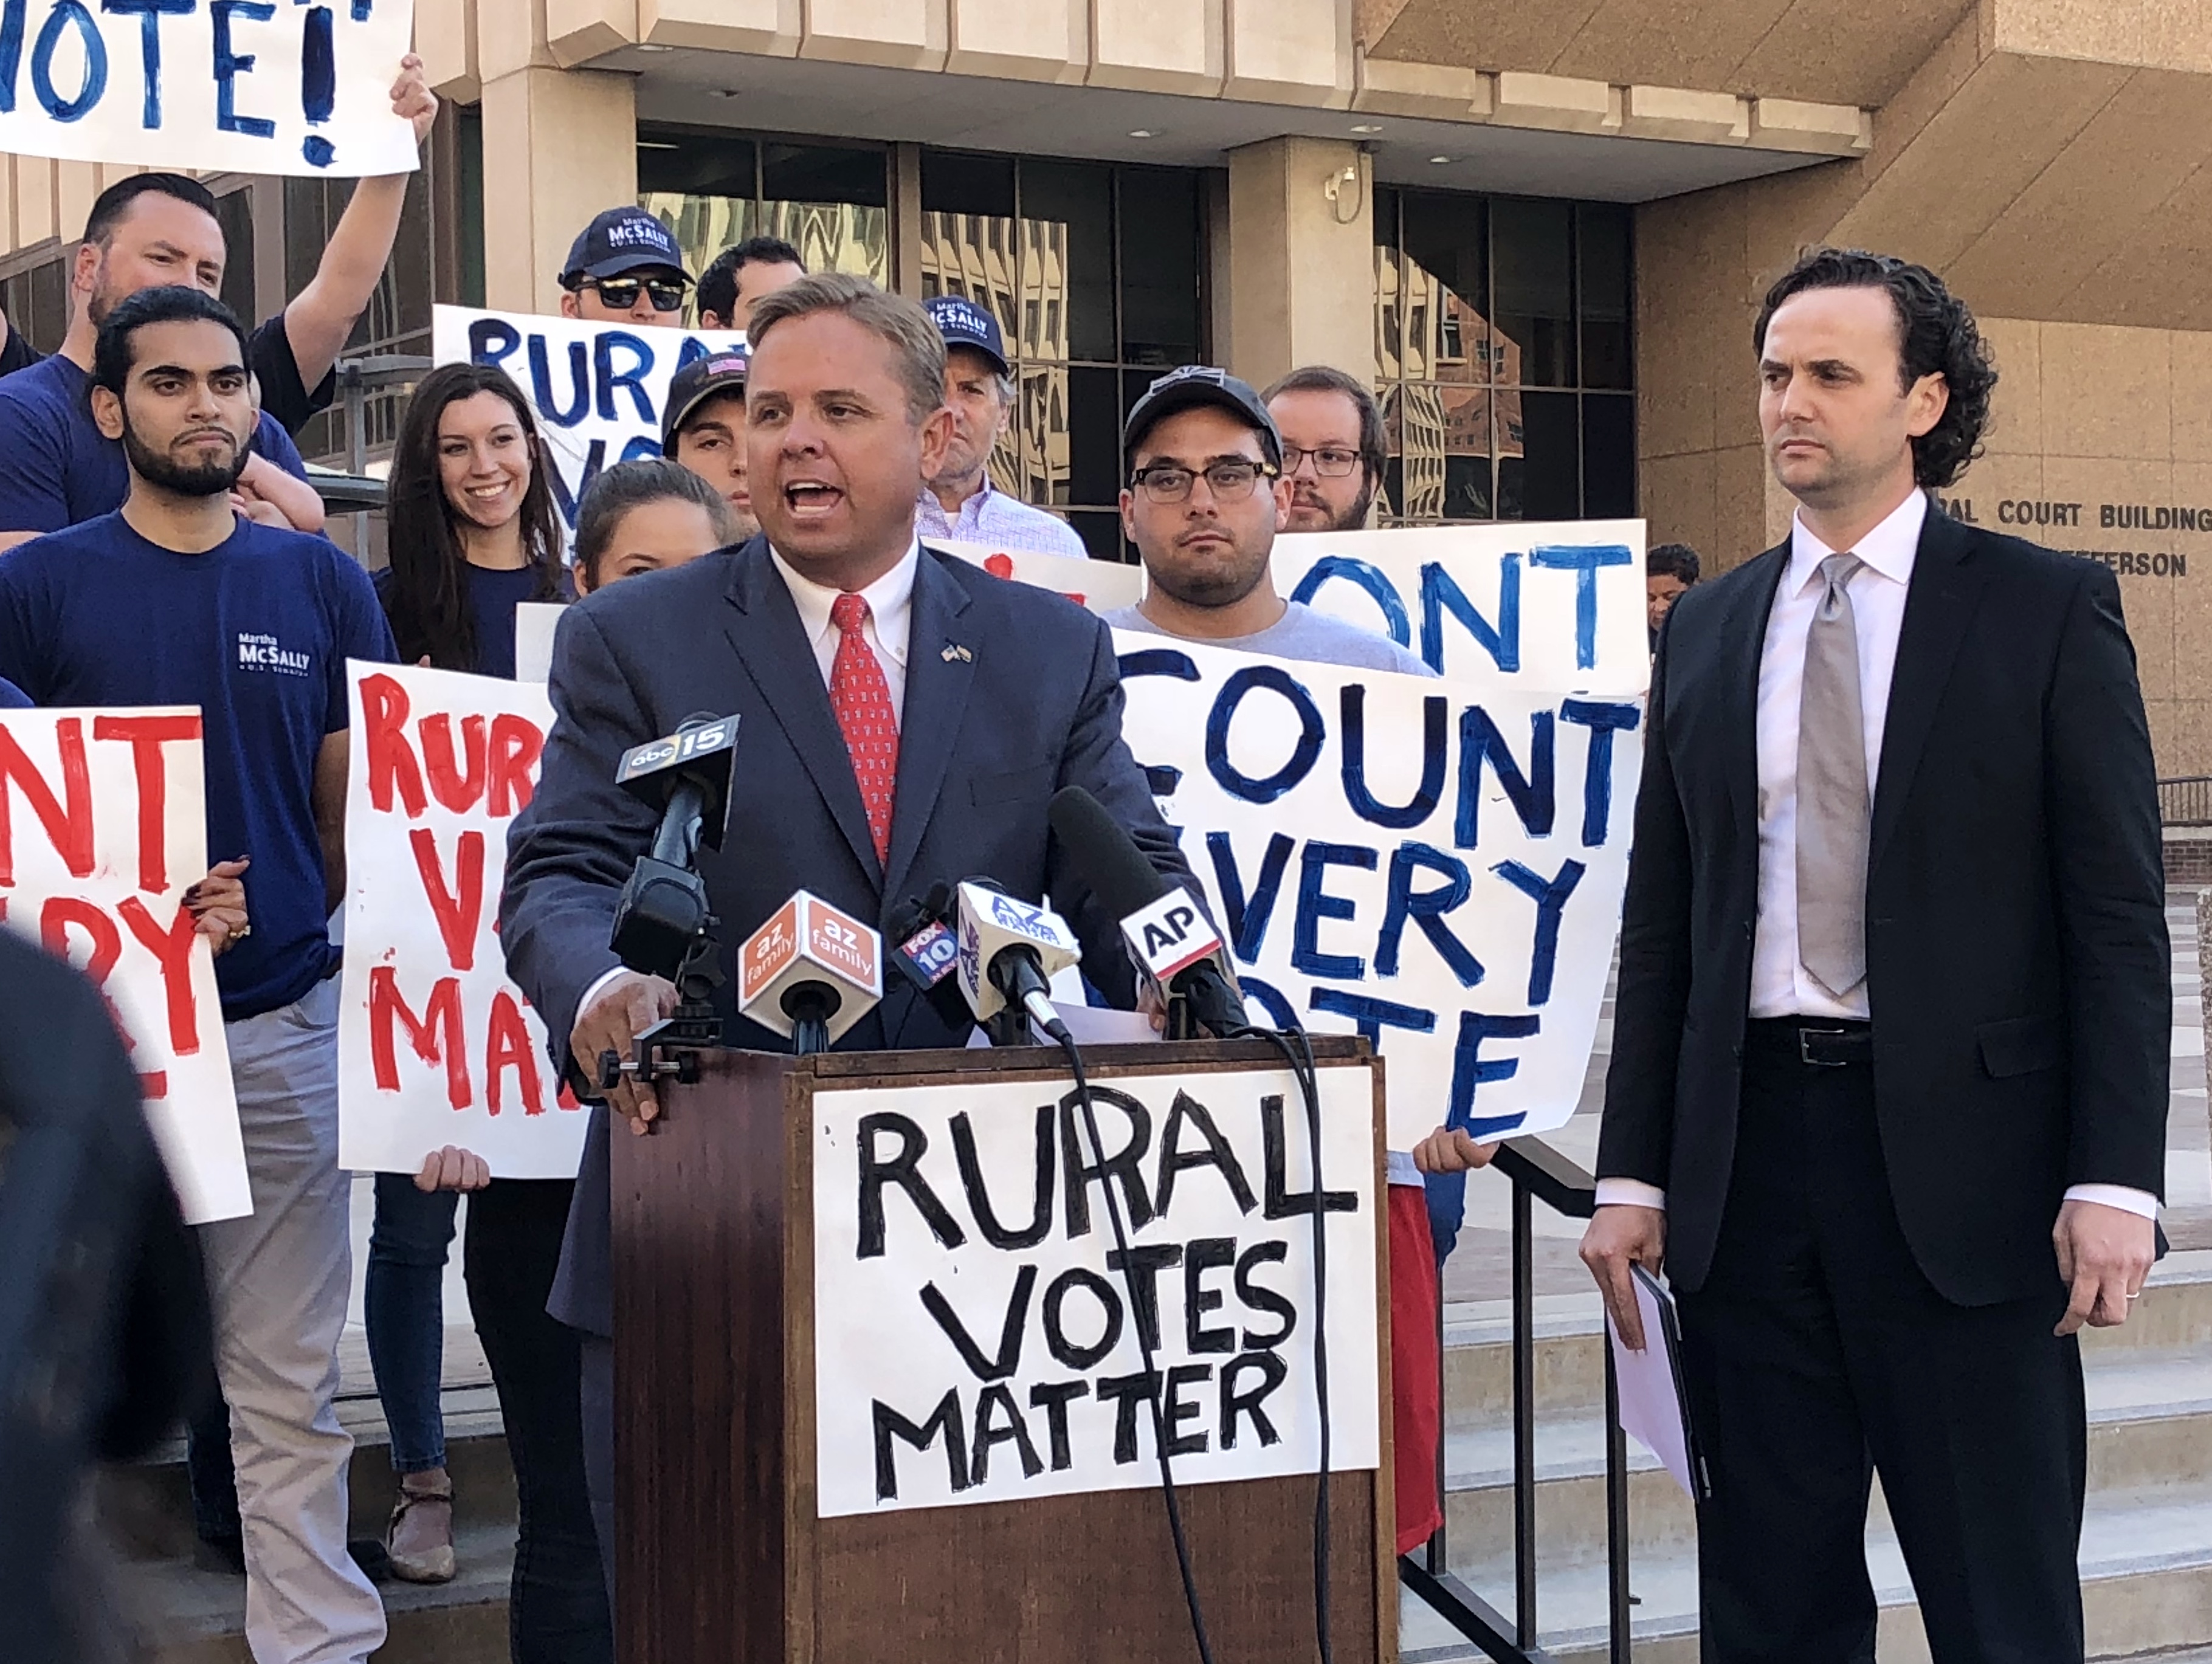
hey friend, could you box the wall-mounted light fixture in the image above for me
[1324,160,1364,224]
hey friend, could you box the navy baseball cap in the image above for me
[1123,365,1284,469]
[923,294,1009,375]
[662,348,749,447]
[562,207,689,286]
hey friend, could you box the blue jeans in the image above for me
[365,1172,459,1474]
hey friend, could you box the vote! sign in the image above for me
[811,1064,1381,1517]
[1115,519,1646,1150]
[0,707,247,1223]
[432,304,746,538]
[337,661,585,1178]
[0,0,419,176]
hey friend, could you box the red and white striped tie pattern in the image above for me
[829,591,899,864]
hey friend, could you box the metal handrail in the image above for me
[2160,776,2212,827]
[1399,1135,1631,1664]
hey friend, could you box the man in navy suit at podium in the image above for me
[499,273,1191,1607]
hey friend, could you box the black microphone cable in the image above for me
[1052,1028,1219,1664]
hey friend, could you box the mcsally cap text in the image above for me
[562,207,690,286]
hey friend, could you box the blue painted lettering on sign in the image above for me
[1492,858,1585,1005]
[298,1,333,165]
[1309,986,1436,1043]
[594,329,655,423]
[0,1,24,113]
[32,0,105,121]
[1205,831,1291,966]
[1559,700,1640,845]
[528,334,589,428]
[1340,686,1444,829]
[1289,555,1411,648]
[1421,555,1519,673]
[211,0,273,136]
[1376,841,1483,988]
[103,0,191,129]
[1446,1011,1542,1136]
[1531,545,1633,670]
[1455,706,1554,847]
[1292,842,1376,980]
[1119,648,1201,799]
[1206,664,1323,805]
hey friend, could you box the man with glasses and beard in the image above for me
[0,286,398,1664]
[1264,365,1387,534]
[559,207,694,328]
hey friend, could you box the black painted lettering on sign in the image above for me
[1183,1236,1238,1354]
[1041,1267,1123,1371]
[970,1383,1046,1485]
[1028,1379,1089,1471]
[874,1389,970,1502]
[1262,1094,1359,1219]
[919,1265,1036,1383]
[1153,1090,1258,1217]
[1104,1242,1184,1352]
[857,1112,968,1258]
[1220,1350,1290,1449]
[1059,1084,1156,1237]
[950,1105,1056,1250]
[1235,1239,1298,1348]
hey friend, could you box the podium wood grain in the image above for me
[612,1039,1393,1663]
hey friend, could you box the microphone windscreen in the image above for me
[1049,785,1173,921]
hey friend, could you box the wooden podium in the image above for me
[611,1037,1394,1663]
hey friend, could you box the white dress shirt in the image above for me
[576,540,922,1019]
[1597,492,2157,1222]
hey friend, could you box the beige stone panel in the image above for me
[1639,449,1718,557]
[1993,0,2212,77]
[2173,331,2212,463]
[641,0,801,53]
[478,0,556,81]
[946,0,1087,82]
[2159,698,2212,775]
[1367,0,1607,83]
[1225,0,1354,107]
[1089,0,1225,95]
[1492,72,1619,135]
[2166,460,2212,698]
[1633,189,1737,459]
[417,0,483,101]
[1725,0,1979,108]
[1977,317,2042,459]
[480,67,638,314]
[548,0,637,66]
[56,165,97,246]
[2117,565,2177,703]
[1553,0,1793,91]
[2040,323,2170,460]
[2046,455,2175,696]
[802,0,949,70]
[1746,98,1869,155]
[1356,0,1415,45]
[1945,70,2212,323]
[1713,442,1779,569]
[1946,453,2042,531]
[15,157,55,247]
[1845,1,1983,188]
[1225,137,1375,388]
[1822,53,2131,278]
[1351,51,1490,117]
[1621,86,1748,146]
[2052,152,2212,334]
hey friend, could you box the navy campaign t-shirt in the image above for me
[0,313,332,436]
[0,354,311,535]
[0,513,395,1020]
[373,561,553,681]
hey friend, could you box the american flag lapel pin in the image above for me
[942,644,973,663]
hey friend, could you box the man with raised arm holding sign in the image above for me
[0,286,396,1664]
[500,273,1194,1608]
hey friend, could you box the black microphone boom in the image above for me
[610,713,740,982]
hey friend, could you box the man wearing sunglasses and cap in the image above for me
[915,295,1086,557]
[661,348,758,540]
[559,207,692,327]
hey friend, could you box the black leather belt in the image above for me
[1745,1017,1872,1067]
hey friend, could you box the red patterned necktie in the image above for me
[829,591,899,865]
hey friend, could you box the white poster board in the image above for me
[813,1065,1379,1518]
[934,539,1142,616]
[336,661,585,1178]
[0,0,418,176]
[0,708,247,1223]
[432,304,747,539]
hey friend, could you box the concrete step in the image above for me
[1401,1480,2212,1663]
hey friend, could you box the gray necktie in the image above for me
[1797,552,1869,1000]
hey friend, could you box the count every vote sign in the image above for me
[0,0,418,176]
[433,304,746,540]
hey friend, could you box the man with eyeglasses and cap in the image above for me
[559,207,692,328]
[915,295,1086,557]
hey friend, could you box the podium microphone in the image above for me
[736,891,882,1055]
[885,882,976,1036]
[609,713,740,980]
[952,880,1080,1043]
[1047,786,1249,1039]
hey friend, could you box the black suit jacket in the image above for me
[1598,507,2169,1306]
[500,537,1191,1335]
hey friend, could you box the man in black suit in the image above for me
[498,272,1190,1607]
[1424,250,2168,1659]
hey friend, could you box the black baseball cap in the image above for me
[562,207,689,286]
[661,348,749,447]
[923,294,1009,376]
[1122,365,1284,470]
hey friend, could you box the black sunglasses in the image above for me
[581,274,689,312]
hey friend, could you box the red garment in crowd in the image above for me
[1388,1181,1444,1553]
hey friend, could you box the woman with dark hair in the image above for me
[364,363,612,1660]
[571,456,742,594]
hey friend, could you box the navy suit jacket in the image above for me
[501,536,1191,1335]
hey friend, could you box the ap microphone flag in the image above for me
[1120,888,1225,987]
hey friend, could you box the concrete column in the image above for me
[478,66,638,315]
[1224,136,1375,390]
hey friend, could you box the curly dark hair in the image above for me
[1752,248,1997,490]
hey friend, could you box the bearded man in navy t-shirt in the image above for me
[0,286,395,1663]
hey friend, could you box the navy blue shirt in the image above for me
[373,561,553,681]
[0,676,29,709]
[0,513,395,1020]
[0,354,311,535]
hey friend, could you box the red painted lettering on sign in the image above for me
[487,714,543,818]
[361,673,429,817]
[117,896,201,1056]
[92,713,201,895]
[485,989,545,1116]
[368,965,470,1109]
[422,713,489,814]
[409,827,486,972]
[0,717,93,882]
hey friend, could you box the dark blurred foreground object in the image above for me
[0,930,213,1664]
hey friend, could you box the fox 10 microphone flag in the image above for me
[0,0,419,176]
[1116,521,1649,1152]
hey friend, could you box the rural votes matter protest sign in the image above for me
[433,304,745,537]
[1120,521,1648,1150]
[0,0,419,176]
[337,662,585,1178]
[0,708,246,1222]
[812,1065,1380,1517]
